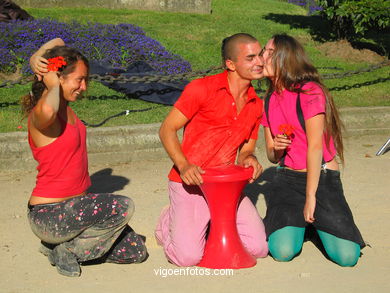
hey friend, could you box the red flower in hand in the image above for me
[47,56,67,72]
[278,124,295,137]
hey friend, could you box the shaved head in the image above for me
[221,33,258,68]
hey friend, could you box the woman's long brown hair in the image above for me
[21,46,89,115]
[269,33,344,164]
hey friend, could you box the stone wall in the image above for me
[13,0,212,14]
[2,107,390,171]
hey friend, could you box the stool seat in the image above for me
[201,165,254,182]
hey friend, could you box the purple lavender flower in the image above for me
[288,0,322,15]
[0,18,192,75]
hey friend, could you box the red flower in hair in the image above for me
[278,124,295,137]
[47,56,67,72]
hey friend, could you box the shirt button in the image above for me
[232,102,235,106]
[233,117,237,120]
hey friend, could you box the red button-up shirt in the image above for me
[168,70,263,182]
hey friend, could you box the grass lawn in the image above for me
[0,0,389,133]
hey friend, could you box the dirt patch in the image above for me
[0,67,22,81]
[295,34,313,46]
[317,39,386,63]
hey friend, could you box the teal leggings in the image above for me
[268,226,361,267]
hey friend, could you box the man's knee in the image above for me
[167,245,204,267]
[165,231,205,266]
[244,237,269,258]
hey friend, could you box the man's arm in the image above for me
[159,107,205,185]
[237,138,263,183]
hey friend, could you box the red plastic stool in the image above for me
[197,165,256,269]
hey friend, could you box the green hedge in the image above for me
[318,0,390,37]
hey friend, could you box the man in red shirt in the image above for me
[155,33,269,266]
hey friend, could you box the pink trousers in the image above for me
[155,181,268,266]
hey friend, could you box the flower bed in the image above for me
[0,18,192,75]
[287,0,322,15]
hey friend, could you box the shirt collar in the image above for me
[217,70,259,102]
[215,70,230,90]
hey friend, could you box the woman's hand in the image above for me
[303,195,316,223]
[42,71,60,89]
[30,38,65,81]
[273,134,291,151]
[30,55,49,81]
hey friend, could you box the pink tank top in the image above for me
[28,108,91,198]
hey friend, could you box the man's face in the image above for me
[228,41,264,81]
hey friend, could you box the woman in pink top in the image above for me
[261,34,364,266]
[22,39,147,277]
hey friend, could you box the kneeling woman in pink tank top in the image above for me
[22,39,147,277]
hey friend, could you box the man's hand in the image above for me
[240,154,263,183]
[179,163,205,186]
[303,196,316,223]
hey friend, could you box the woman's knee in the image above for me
[268,241,300,262]
[317,230,361,267]
[268,227,305,262]
[327,246,360,267]
[111,194,134,223]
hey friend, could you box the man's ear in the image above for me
[225,59,235,71]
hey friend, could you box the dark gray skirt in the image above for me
[264,167,365,248]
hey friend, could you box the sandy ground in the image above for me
[1,133,389,293]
